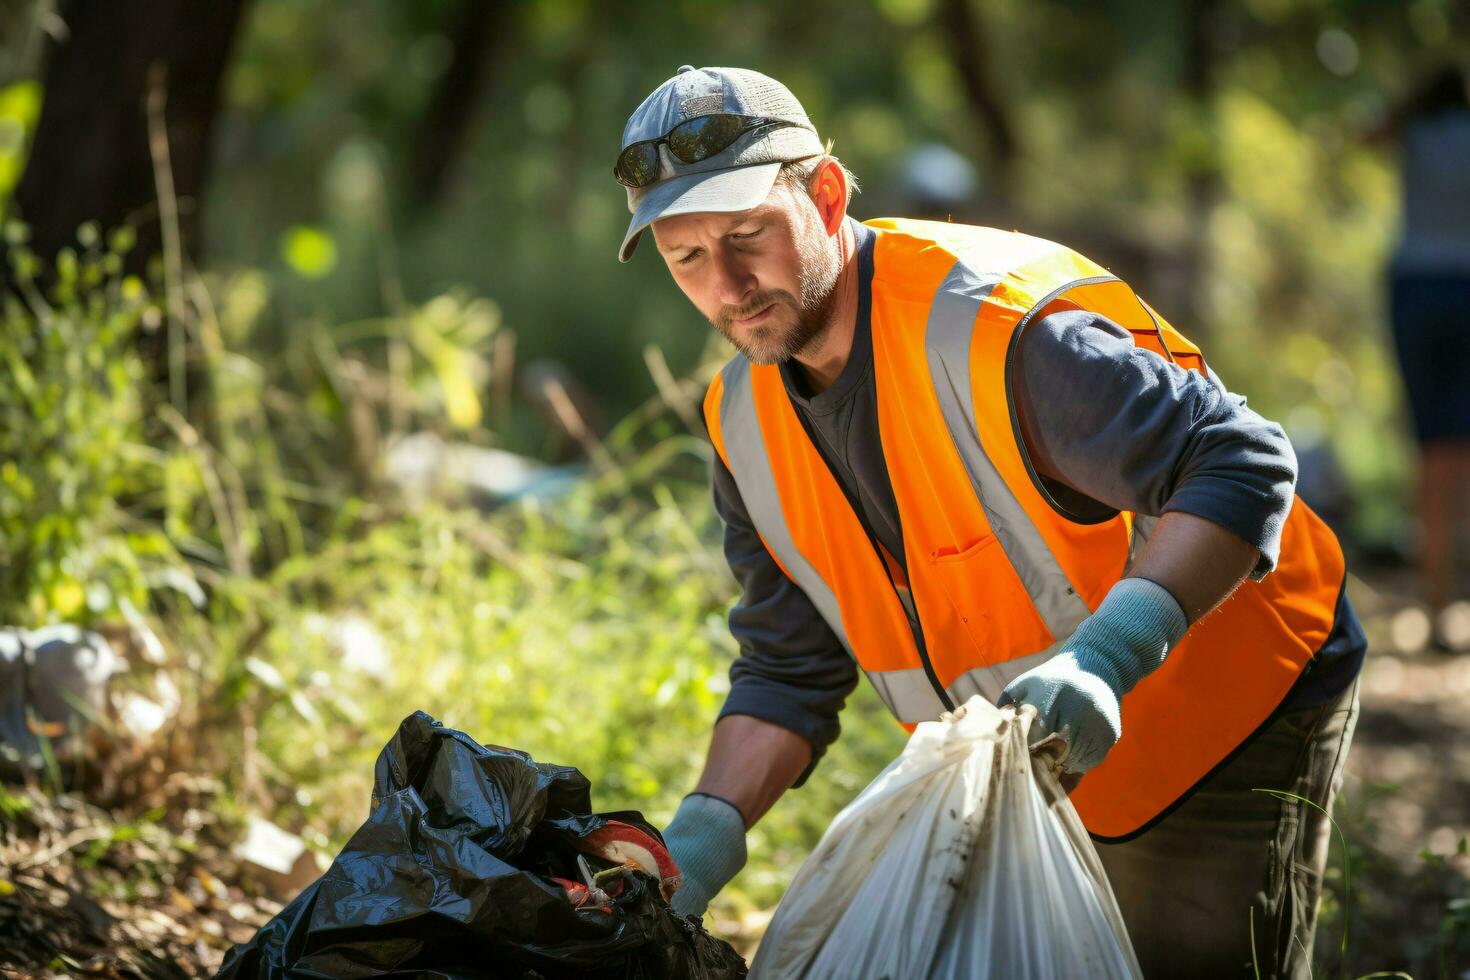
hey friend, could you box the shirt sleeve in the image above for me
[710,450,859,785]
[1012,309,1298,579]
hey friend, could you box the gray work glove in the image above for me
[661,792,747,917]
[999,577,1188,774]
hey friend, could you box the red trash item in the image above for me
[580,820,682,901]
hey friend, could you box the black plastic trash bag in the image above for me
[217,711,747,979]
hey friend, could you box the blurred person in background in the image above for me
[1374,62,1470,649]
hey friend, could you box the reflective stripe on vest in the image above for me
[704,218,1347,839]
[718,355,955,721]
[923,260,1095,641]
[718,356,856,657]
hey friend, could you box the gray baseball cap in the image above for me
[616,66,825,262]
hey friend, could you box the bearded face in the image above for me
[651,176,845,366]
[707,193,842,364]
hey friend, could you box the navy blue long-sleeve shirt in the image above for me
[711,219,1365,778]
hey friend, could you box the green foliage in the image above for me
[0,223,179,624]
[191,0,1463,548]
[0,782,32,820]
[219,472,902,909]
[403,292,500,430]
[1317,781,1470,976]
[0,79,39,212]
[279,226,338,280]
[0,228,902,916]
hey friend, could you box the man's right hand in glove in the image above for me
[663,714,813,917]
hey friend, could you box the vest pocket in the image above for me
[930,536,999,564]
[925,534,1050,664]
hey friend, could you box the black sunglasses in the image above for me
[614,114,806,188]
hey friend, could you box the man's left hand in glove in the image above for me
[999,576,1189,774]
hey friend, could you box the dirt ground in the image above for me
[0,776,280,978]
[1,568,1467,979]
[1314,571,1470,978]
[0,620,298,980]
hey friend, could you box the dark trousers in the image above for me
[1095,675,1361,978]
[1389,270,1470,445]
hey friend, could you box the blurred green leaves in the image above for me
[190,0,1452,555]
[280,225,338,280]
[406,292,499,430]
[0,221,174,625]
[0,80,39,212]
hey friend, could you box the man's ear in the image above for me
[808,159,848,236]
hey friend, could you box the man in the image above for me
[615,66,1365,977]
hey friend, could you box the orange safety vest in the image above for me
[703,217,1347,841]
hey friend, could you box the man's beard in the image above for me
[710,220,843,365]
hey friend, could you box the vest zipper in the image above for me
[784,364,955,714]
[812,449,957,714]
[862,520,956,713]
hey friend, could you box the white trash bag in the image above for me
[751,695,1141,980]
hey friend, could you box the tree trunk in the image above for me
[404,0,511,211]
[9,0,248,276]
[1175,0,1229,350]
[936,0,1019,200]
[7,0,248,418]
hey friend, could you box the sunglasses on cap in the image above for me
[614,113,809,188]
